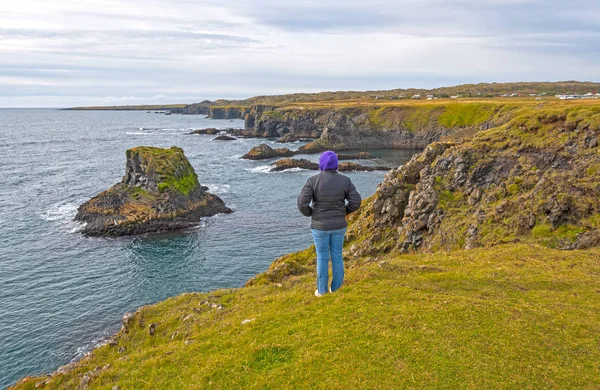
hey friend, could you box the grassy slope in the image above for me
[15,244,600,389]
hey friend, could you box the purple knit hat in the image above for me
[319,151,338,171]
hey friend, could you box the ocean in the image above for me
[0,108,419,388]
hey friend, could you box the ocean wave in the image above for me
[206,184,231,194]
[126,132,152,135]
[278,167,308,173]
[41,202,79,222]
[247,165,271,173]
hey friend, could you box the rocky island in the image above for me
[75,146,231,236]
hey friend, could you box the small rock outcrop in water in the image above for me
[338,162,392,172]
[189,128,219,135]
[270,158,319,172]
[269,158,391,172]
[213,135,237,141]
[242,143,295,160]
[275,134,299,143]
[75,146,232,236]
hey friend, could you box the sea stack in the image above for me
[75,146,232,236]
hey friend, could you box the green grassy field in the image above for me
[15,244,600,389]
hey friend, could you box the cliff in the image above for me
[208,106,250,119]
[75,146,231,236]
[241,102,518,151]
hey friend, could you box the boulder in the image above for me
[242,143,295,160]
[270,158,319,172]
[213,135,237,141]
[75,146,232,236]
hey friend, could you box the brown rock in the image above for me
[242,143,295,160]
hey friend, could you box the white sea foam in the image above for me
[41,202,79,222]
[126,131,152,135]
[206,184,231,194]
[248,165,271,173]
[72,331,114,362]
[279,167,307,172]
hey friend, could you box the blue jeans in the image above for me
[311,227,347,294]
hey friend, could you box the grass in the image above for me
[15,244,600,389]
[437,103,497,127]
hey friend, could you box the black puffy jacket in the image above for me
[297,171,362,230]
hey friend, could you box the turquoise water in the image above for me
[0,109,418,388]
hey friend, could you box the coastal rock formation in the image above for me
[208,106,249,119]
[249,105,600,287]
[75,146,232,236]
[345,107,600,256]
[338,162,392,172]
[190,128,219,135]
[269,158,391,172]
[242,143,295,160]
[241,103,523,152]
[269,158,318,171]
[213,135,237,141]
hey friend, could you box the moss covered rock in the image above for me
[75,146,232,236]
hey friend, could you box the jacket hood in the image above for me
[319,151,339,171]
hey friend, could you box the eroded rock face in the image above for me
[241,143,295,160]
[242,104,507,151]
[346,108,600,255]
[75,146,232,236]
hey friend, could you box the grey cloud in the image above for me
[229,0,600,38]
[0,0,598,107]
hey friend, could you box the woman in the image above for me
[297,151,362,296]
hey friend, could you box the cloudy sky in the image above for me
[0,0,598,107]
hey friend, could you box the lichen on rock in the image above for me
[75,146,232,236]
